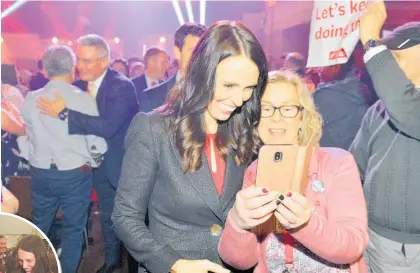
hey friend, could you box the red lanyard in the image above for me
[283,229,294,265]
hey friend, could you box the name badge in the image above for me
[311,180,325,193]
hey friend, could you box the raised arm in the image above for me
[360,0,420,139]
[364,48,420,139]
[68,80,138,139]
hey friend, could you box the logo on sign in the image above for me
[329,48,348,60]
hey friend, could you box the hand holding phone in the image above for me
[255,144,313,194]
[255,143,314,233]
[230,186,278,231]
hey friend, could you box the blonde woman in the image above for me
[218,71,368,272]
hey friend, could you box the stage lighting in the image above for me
[52,37,58,44]
[114,37,120,44]
[185,0,194,23]
[143,45,147,57]
[171,0,185,25]
[200,0,206,25]
[159,36,167,44]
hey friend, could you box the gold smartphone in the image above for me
[255,144,314,234]
[255,144,312,194]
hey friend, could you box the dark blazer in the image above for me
[70,68,139,187]
[112,113,246,273]
[138,76,176,112]
[132,74,148,94]
[29,72,49,91]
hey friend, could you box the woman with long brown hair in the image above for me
[16,235,57,273]
[112,20,268,273]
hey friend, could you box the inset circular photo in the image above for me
[0,213,61,273]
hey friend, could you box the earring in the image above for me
[298,127,303,140]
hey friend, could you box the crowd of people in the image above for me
[1,1,420,273]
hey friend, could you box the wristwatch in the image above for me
[363,39,382,51]
[58,108,69,121]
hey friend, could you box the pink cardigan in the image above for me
[218,148,368,273]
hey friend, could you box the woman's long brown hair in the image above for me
[16,235,54,273]
[161,21,268,173]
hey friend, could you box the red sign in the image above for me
[328,48,348,60]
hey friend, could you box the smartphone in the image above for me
[255,144,312,195]
[255,144,314,234]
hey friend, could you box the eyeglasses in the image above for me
[76,56,107,65]
[261,105,303,118]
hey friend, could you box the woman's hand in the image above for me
[1,187,19,214]
[170,259,230,273]
[274,192,313,231]
[1,101,25,136]
[230,186,278,231]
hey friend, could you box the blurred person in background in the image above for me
[352,42,379,106]
[16,70,32,97]
[0,236,12,273]
[132,47,169,94]
[283,52,306,77]
[313,53,371,150]
[3,253,21,273]
[278,52,288,68]
[29,60,48,91]
[166,59,179,79]
[2,64,24,110]
[0,236,8,263]
[110,58,129,77]
[127,56,143,70]
[129,62,145,78]
[138,23,206,112]
[19,44,107,273]
[1,99,25,186]
[304,68,321,94]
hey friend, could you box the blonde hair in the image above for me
[254,70,322,149]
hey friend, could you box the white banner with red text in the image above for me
[307,0,373,68]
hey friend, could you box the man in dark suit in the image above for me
[131,47,169,96]
[139,23,206,112]
[36,34,138,273]
[29,60,49,91]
